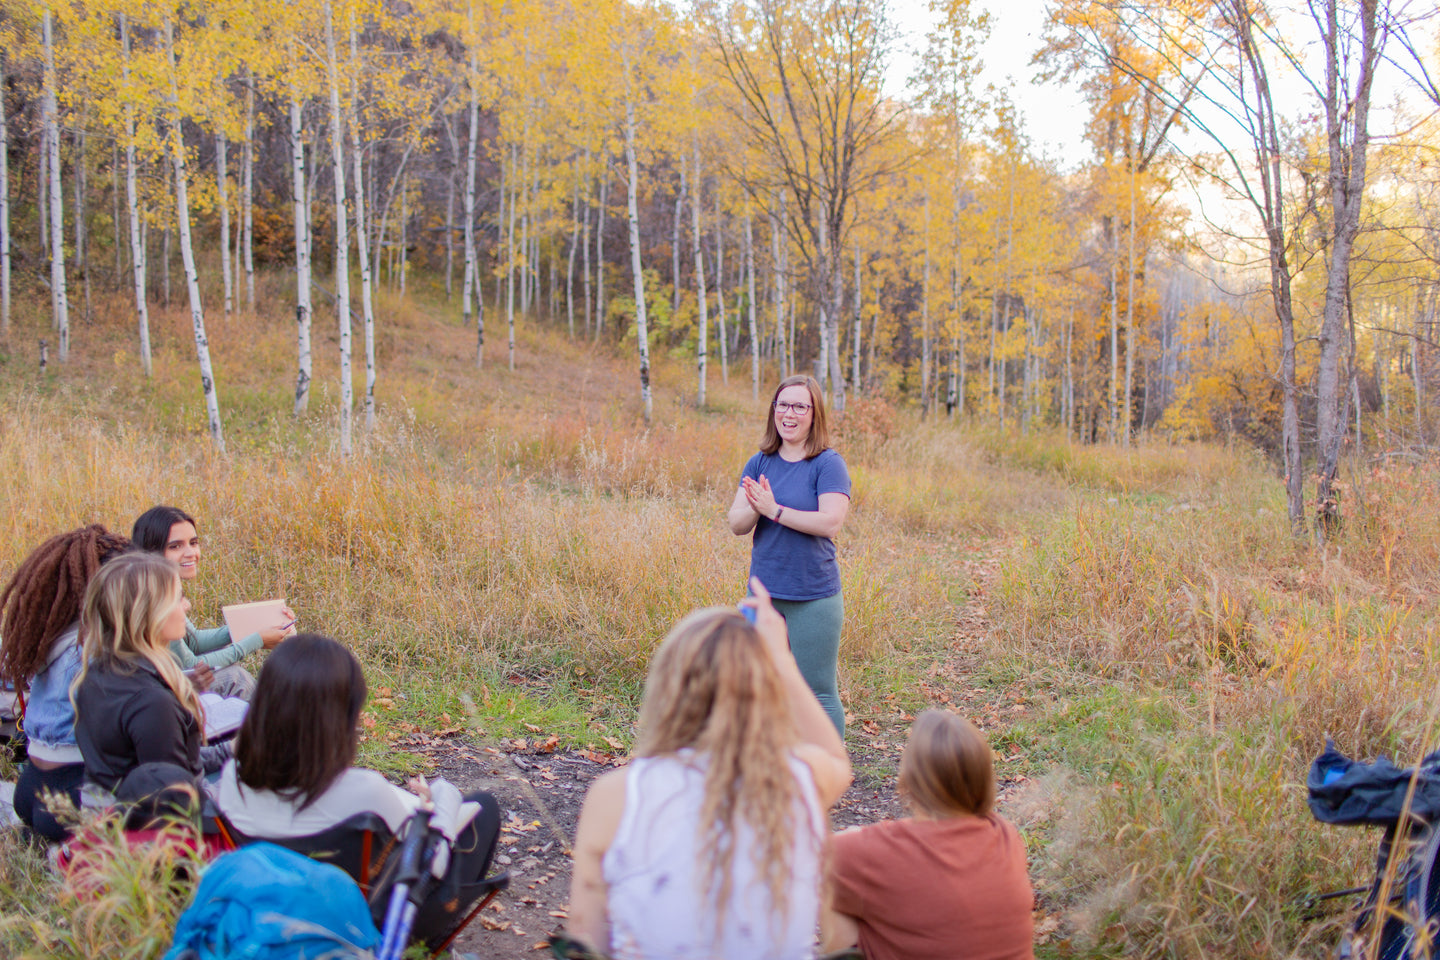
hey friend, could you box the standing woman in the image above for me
[728,374,851,735]
[0,526,131,840]
[132,505,293,700]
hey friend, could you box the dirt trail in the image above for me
[426,540,1032,959]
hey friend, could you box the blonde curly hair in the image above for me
[636,606,815,935]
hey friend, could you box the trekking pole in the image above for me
[377,807,436,960]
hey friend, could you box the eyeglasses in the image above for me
[773,401,813,415]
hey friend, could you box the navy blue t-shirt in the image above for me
[740,448,852,601]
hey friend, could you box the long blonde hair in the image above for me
[70,553,203,734]
[636,607,808,930]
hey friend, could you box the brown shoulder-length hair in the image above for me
[235,633,367,810]
[759,375,831,458]
[898,709,996,818]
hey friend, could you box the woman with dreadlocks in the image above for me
[0,525,131,840]
[563,579,851,959]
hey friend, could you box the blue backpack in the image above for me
[165,842,381,960]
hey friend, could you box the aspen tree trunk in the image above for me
[0,49,9,336]
[120,15,150,375]
[1108,256,1119,443]
[921,194,931,414]
[581,169,592,338]
[623,94,652,424]
[75,125,91,325]
[690,144,708,406]
[672,159,685,316]
[399,174,407,296]
[1123,166,1136,447]
[595,168,608,337]
[444,113,458,301]
[164,18,223,451]
[505,142,517,368]
[111,145,120,281]
[852,242,862,394]
[461,53,480,366]
[39,123,47,258]
[566,169,579,337]
[43,10,69,358]
[323,2,353,457]
[744,210,759,401]
[349,26,376,433]
[242,80,255,308]
[291,96,313,414]
[771,198,786,377]
[217,133,232,314]
[524,122,535,313]
[714,192,728,384]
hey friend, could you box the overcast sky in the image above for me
[885,0,1093,168]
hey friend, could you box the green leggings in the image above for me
[771,593,845,738]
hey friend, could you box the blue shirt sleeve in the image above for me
[740,452,765,486]
[815,450,851,498]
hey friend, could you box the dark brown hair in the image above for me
[131,505,198,555]
[898,709,996,818]
[0,525,131,685]
[759,375,831,458]
[235,633,367,810]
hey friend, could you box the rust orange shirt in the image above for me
[829,814,1035,960]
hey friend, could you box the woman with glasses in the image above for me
[727,374,851,736]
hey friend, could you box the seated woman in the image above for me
[73,552,222,802]
[215,633,502,949]
[0,525,131,841]
[821,710,1036,960]
[131,505,294,700]
[564,579,852,960]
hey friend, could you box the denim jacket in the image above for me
[24,623,84,764]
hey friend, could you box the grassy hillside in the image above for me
[1,278,1437,959]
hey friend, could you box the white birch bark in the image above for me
[399,173,407,296]
[349,26,375,433]
[672,159,684,315]
[595,167,608,336]
[111,143,120,280]
[43,9,69,359]
[852,241,862,393]
[714,192,728,384]
[75,124,91,325]
[120,15,150,375]
[39,122,48,258]
[324,2,353,457]
[290,95,313,414]
[443,112,457,300]
[566,167,579,337]
[505,142,517,368]
[744,210,759,401]
[217,133,231,315]
[164,18,223,452]
[580,154,592,336]
[690,143,708,406]
[0,49,9,336]
[771,196,786,377]
[242,80,255,308]
[623,93,652,424]
[461,58,479,338]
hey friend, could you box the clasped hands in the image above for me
[742,475,781,521]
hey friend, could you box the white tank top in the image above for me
[603,750,825,960]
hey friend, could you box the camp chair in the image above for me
[216,809,507,957]
[1308,740,1440,960]
[212,810,398,897]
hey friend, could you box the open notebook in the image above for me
[221,598,290,641]
[199,693,247,740]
